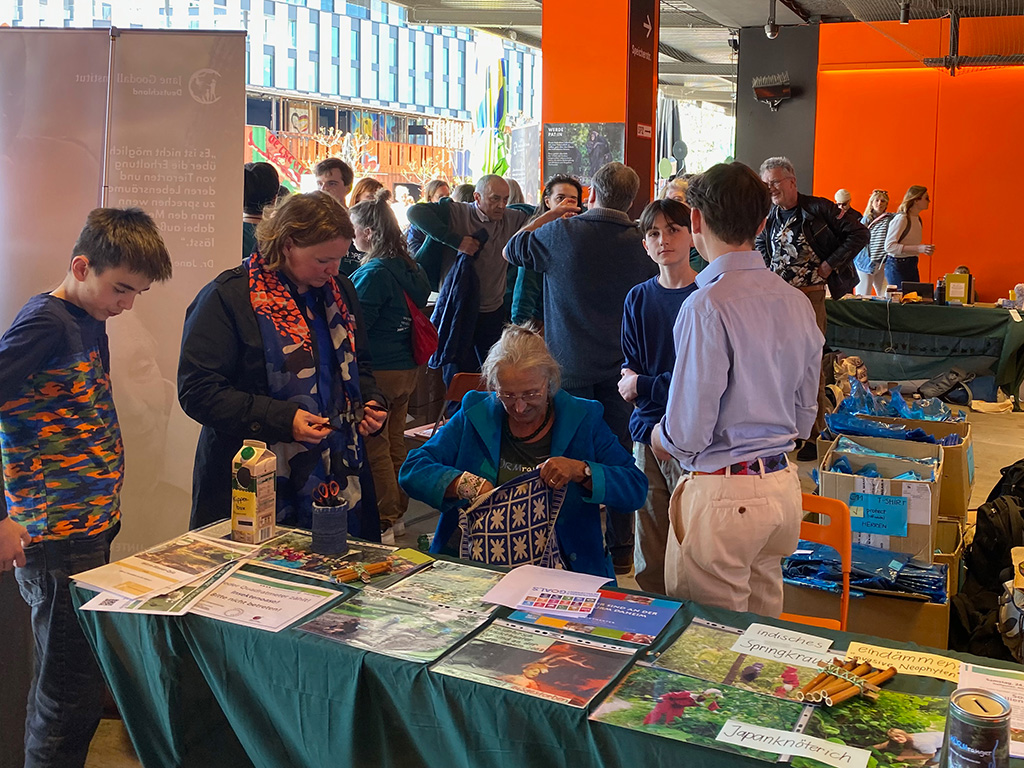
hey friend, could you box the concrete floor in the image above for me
[86,409,1024,766]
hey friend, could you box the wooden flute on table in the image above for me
[795,658,898,707]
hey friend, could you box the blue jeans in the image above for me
[884,256,919,289]
[565,377,635,561]
[15,524,118,768]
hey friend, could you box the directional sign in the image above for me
[625,0,658,218]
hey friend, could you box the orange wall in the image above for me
[814,21,1024,301]
[542,1,627,125]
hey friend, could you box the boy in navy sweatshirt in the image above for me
[619,199,697,593]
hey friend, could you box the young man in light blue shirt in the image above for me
[651,162,823,617]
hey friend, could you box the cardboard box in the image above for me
[231,440,277,544]
[783,519,962,649]
[860,416,973,519]
[820,436,943,564]
[818,418,972,519]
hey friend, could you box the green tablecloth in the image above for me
[72,576,1024,768]
[826,299,1024,407]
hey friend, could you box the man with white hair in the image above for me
[408,175,530,376]
[756,157,868,461]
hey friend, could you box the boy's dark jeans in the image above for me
[14,523,118,768]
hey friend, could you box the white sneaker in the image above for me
[380,527,396,547]
[392,520,406,536]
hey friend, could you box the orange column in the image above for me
[542,0,658,216]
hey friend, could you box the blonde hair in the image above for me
[661,177,688,202]
[255,191,355,270]
[898,185,929,215]
[481,324,561,395]
[867,189,890,217]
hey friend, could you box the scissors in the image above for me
[314,480,341,506]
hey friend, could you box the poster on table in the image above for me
[103,29,246,553]
[72,533,253,600]
[542,123,625,188]
[190,564,342,632]
[432,620,633,708]
[299,590,487,662]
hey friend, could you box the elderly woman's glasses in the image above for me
[496,390,546,405]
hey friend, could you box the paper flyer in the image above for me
[431,620,633,708]
[652,619,822,700]
[716,720,870,768]
[959,662,1024,757]
[190,566,342,632]
[506,589,681,646]
[591,665,808,762]
[481,564,612,610]
[79,561,241,616]
[381,560,502,614]
[299,590,487,663]
[844,642,959,682]
[72,533,254,601]
[730,624,834,670]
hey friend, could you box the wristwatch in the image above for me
[581,461,592,481]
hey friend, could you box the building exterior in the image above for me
[3,0,542,129]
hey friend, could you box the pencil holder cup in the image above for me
[312,502,348,555]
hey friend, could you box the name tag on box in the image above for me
[848,492,908,537]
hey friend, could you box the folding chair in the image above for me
[779,493,852,632]
[403,372,485,445]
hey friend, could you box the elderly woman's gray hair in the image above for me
[481,324,561,394]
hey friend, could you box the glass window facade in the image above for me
[5,0,542,123]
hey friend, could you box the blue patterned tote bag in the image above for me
[458,469,566,568]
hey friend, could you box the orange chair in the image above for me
[779,494,852,632]
[403,372,485,444]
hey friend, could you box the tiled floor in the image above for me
[86,409,1024,766]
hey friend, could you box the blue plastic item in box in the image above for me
[783,539,947,603]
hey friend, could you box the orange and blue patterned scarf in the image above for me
[247,253,367,531]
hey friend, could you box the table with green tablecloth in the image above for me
[72,572,1024,768]
[826,299,1024,408]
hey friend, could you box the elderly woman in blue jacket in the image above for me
[399,325,648,578]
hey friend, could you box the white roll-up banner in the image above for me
[0,27,245,557]
[0,29,109,326]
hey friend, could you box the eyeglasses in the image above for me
[765,177,793,189]
[496,390,547,405]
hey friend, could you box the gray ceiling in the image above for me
[400,0,1024,107]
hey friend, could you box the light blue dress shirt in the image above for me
[659,250,824,472]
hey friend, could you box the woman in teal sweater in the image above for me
[350,191,431,543]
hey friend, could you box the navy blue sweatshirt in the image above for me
[621,275,698,444]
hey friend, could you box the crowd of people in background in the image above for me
[0,147,941,766]
[229,154,946,572]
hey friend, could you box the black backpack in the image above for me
[949,495,1024,659]
[964,496,1024,593]
[988,457,1024,506]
